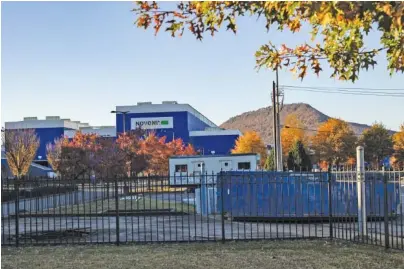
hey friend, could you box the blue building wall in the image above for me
[115,111,238,153]
[190,134,239,155]
[34,128,67,160]
[117,112,191,142]
[187,113,210,132]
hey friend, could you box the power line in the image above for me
[281,87,404,97]
[281,85,404,91]
[282,125,362,136]
[282,86,404,95]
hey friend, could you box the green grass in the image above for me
[42,196,195,215]
[2,240,404,269]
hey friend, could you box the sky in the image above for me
[1,2,403,131]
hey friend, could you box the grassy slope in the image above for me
[42,196,195,215]
[2,240,404,269]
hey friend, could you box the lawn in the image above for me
[40,195,195,215]
[2,240,403,269]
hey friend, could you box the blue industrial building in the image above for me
[5,116,115,164]
[115,101,241,155]
[4,101,241,166]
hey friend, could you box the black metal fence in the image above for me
[1,170,403,250]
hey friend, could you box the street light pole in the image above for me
[111,110,130,134]
[123,114,126,134]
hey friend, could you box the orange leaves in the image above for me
[47,130,197,177]
[117,131,196,175]
[391,123,404,168]
[232,131,267,167]
[311,118,356,165]
[69,131,99,150]
[281,114,307,158]
[310,57,322,76]
[133,1,404,81]
[287,19,301,32]
[346,157,356,166]
[173,11,188,19]
[393,124,404,152]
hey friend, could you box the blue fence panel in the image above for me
[217,171,400,218]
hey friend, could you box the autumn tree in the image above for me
[4,129,40,179]
[46,132,100,179]
[166,138,196,156]
[281,114,307,159]
[311,118,356,166]
[359,123,393,169]
[287,140,312,171]
[232,131,267,167]
[134,2,404,82]
[116,129,149,177]
[141,133,197,175]
[392,124,404,169]
[141,132,169,175]
[93,138,127,178]
[46,138,63,174]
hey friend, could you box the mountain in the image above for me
[220,103,373,144]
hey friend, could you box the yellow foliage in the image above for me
[311,118,356,165]
[281,114,307,157]
[392,124,404,168]
[232,131,267,167]
[393,124,404,151]
[5,129,40,178]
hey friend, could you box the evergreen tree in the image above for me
[264,148,276,171]
[287,140,312,172]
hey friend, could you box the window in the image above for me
[175,164,188,173]
[224,162,228,167]
[238,162,251,170]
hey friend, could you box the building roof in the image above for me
[169,153,258,159]
[116,102,217,128]
[5,117,89,130]
[64,126,116,138]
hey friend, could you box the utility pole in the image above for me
[272,81,278,171]
[275,67,283,171]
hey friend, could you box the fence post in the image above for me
[220,172,225,243]
[115,178,120,246]
[327,168,333,239]
[15,179,20,247]
[383,172,390,249]
[356,146,367,239]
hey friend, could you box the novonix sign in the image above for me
[131,117,174,129]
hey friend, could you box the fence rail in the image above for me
[1,170,403,250]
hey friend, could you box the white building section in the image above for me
[5,116,89,130]
[64,126,116,138]
[169,154,259,186]
[116,101,217,128]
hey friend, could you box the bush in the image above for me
[1,185,78,202]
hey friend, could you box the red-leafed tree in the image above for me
[116,129,149,177]
[93,138,127,178]
[142,133,197,175]
[141,132,169,175]
[47,129,198,179]
[46,132,100,179]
